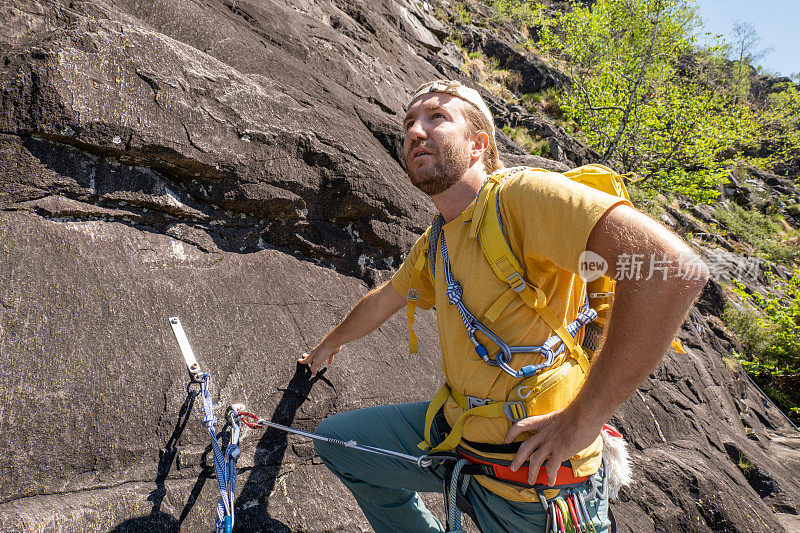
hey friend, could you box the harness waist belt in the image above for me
[456,447,590,488]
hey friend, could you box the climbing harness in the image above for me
[438,451,610,533]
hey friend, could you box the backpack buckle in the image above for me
[407,289,419,302]
[466,396,491,409]
[506,272,526,293]
[504,401,528,422]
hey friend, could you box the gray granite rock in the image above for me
[1,1,799,532]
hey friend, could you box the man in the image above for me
[299,80,708,532]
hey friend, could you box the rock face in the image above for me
[1,1,799,532]
[456,25,571,94]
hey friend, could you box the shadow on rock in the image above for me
[109,512,179,533]
[233,363,330,532]
[109,364,326,532]
[110,386,199,532]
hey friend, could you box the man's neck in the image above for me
[430,166,487,223]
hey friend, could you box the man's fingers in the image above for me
[544,454,566,487]
[525,447,550,485]
[505,415,543,443]
[311,357,323,376]
[298,352,311,364]
[509,431,542,471]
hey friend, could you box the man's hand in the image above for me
[298,342,341,377]
[296,280,406,377]
[505,404,603,486]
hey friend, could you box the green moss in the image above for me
[501,126,550,157]
[713,203,798,265]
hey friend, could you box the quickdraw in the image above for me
[199,374,240,533]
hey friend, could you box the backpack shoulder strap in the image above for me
[476,168,591,374]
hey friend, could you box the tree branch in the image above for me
[601,0,664,164]
[573,74,627,113]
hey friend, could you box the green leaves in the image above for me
[725,272,800,425]
[541,0,741,201]
[755,82,800,173]
[727,271,800,382]
[478,0,799,198]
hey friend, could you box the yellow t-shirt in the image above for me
[391,169,631,496]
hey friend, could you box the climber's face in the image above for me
[403,93,472,196]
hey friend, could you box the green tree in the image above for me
[533,0,763,201]
[478,0,796,190]
[753,82,800,174]
[727,21,773,107]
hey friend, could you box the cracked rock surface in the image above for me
[1,1,799,531]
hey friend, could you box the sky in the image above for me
[694,0,798,77]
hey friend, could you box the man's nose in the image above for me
[406,118,427,141]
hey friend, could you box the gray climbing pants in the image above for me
[313,402,611,532]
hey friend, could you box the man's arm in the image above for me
[505,203,709,485]
[298,280,406,376]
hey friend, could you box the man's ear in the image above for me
[470,131,490,162]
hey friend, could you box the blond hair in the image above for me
[462,103,503,174]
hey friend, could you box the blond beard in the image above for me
[405,135,471,196]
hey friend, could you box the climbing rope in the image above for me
[446,458,472,533]
[199,374,240,533]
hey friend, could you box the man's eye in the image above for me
[432,113,444,119]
